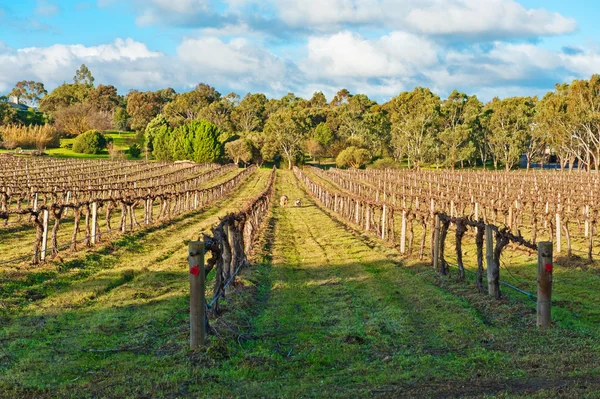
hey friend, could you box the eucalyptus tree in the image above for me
[438,90,481,170]
[264,107,306,169]
[9,81,47,107]
[484,96,536,170]
[386,87,440,170]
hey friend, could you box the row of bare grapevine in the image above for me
[294,166,545,301]
[314,167,599,260]
[203,167,276,317]
[0,162,255,264]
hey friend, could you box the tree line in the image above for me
[2,64,600,170]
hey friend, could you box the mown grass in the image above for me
[1,169,599,397]
[0,170,271,398]
[45,132,138,159]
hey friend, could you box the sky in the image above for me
[0,0,599,102]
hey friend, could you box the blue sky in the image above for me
[0,0,599,102]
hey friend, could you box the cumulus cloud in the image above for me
[0,36,299,97]
[1,31,600,103]
[117,0,577,40]
[303,31,438,78]
[176,36,300,92]
[403,0,577,38]
[0,38,163,93]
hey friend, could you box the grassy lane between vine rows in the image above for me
[192,170,600,398]
[0,169,270,397]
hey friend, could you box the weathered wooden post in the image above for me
[91,202,98,245]
[585,205,590,238]
[537,242,553,329]
[41,209,49,262]
[433,215,441,270]
[400,209,407,254]
[381,204,387,240]
[189,241,206,349]
[555,212,561,254]
[485,225,499,298]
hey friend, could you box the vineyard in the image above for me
[1,160,600,397]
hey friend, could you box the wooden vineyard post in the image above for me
[585,205,590,238]
[537,242,553,329]
[381,205,387,240]
[555,212,561,254]
[433,215,441,270]
[65,191,71,217]
[91,202,98,245]
[485,225,499,298]
[189,241,206,349]
[400,209,407,254]
[41,209,49,262]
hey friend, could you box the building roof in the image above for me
[8,102,31,112]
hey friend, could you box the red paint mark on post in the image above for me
[545,263,553,273]
[190,265,200,276]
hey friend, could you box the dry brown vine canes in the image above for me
[50,204,65,257]
[203,167,276,317]
[473,221,485,292]
[31,210,44,264]
[454,217,467,280]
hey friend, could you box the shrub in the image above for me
[336,146,371,169]
[0,124,60,151]
[225,138,253,165]
[129,143,142,158]
[73,130,107,154]
[152,119,222,163]
[369,158,400,170]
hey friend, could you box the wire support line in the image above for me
[444,261,537,301]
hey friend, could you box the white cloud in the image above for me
[303,31,437,79]
[176,36,295,92]
[404,0,577,38]
[0,36,297,97]
[2,32,600,103]
[0,39,163,93]
[130,0,577,39]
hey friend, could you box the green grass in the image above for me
[1,169,600,397]
[44,132,139,159]
[0,170,271,398]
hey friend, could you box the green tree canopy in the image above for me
[264,107,306,169]
[126,91,163,132]
[73,64,95,87]
[336,146,371,169]
[9,81,47,107]
[386,87,440,169]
